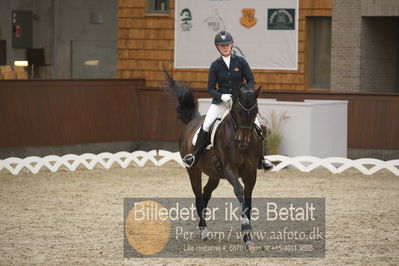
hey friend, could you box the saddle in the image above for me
[192,109,230,149]
[192,110,264,149]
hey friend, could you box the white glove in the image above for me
[221,94,232,103]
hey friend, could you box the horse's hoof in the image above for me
[200,227,209,240]
[243,233,253,245]
[246,241,256,253]
[245,239,255,246]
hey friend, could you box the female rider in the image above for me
[182,31,273,170]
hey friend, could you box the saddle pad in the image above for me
[192,109,230,149]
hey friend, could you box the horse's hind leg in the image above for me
[187,167,208,239]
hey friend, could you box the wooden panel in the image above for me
[136,88,184,141]
[125,39,174,49]
[125,50,174,60]
[300,0,333,9]
[0,81,397,150]
[118,7,145,18]
[127,29,174,39]
[119,0,145,8]
[0,79,145,147]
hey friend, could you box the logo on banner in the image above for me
[240,8,257,29]
[267,9,295,30]
[180,8,192,31]
[204,9,226,32]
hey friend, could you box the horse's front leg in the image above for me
[223,165,250,239]
[224,165,244,206]
[241,168,257,245]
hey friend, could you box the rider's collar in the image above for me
[217,53,235,61]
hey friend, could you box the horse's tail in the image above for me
[163,68,200,125]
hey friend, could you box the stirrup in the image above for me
[182,154,195,168]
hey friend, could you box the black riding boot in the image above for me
[257,143,274,170]
[182,127,209,168]
[258,156,274,170]
[254,124,274,171]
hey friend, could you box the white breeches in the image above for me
[203,103,229,132]
[202,102,261,132]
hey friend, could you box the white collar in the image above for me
[222,55,231,68]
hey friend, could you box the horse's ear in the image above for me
[254,85,262,98]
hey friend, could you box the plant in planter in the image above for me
[260,110,289,155]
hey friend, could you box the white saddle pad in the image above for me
[192,109,230,149]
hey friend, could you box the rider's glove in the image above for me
[221,94,232,103]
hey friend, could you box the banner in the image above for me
[174,0,298,70]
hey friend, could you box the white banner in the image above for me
[174,0,298,70]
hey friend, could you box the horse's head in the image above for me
[230,84,261,149]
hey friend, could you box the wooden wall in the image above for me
[0,79,145,147]
[1,80,397,150]
[117,0,332,90]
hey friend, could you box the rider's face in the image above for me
[217,44,233,56]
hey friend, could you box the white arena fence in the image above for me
[0,150,398,176]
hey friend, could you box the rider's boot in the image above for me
[258,156,274,170]
[254,123,274,171]
[182,127,209,168]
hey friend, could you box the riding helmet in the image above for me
[214,31,234,45]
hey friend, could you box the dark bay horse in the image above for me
[164,70,263,244]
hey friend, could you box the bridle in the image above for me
[228,100,258,131]
[237,101,257,112]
